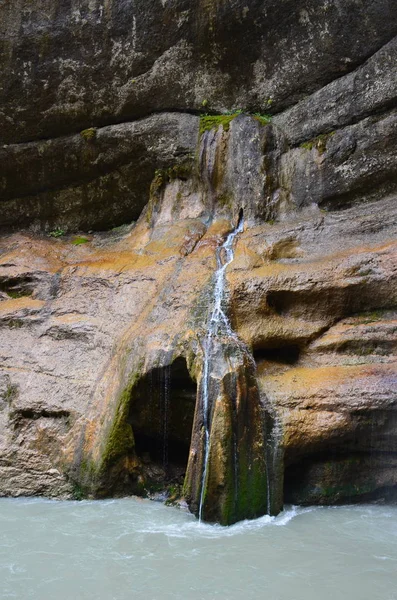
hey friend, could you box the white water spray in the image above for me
[198,213,244,521]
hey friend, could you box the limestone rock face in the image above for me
[2,1,396,143]
[2,0,397,228]
[0,0,397,523]
[1,113,199,231]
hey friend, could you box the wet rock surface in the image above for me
[0,191,395,515]
[0,1,397,522]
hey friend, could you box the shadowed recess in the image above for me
[128,357,197,486]
[253,344,301,365]
[284,450,397,505]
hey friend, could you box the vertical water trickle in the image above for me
[182,116,282,524]
[163,365,171,472]
[198,212,244,521]
[265,411,284,518]
[162,365,171,473]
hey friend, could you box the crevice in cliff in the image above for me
[276,30,397,115]
[3,29,397,151]
[4,109,202,148]
[318,174,397,212]
[3,105,271,156]
[0,275,36,299]
[13,28,395,148]
[253,344,301,366]
[282,101,397,153]
[11,408,71,428]
[273,32,397,140]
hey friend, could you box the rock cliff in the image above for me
[0,0,396,524]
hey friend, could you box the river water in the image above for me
[1,498,396,600]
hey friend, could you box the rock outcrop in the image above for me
[0,1,396,524]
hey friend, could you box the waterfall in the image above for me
[198,212,244,521]
[182,117,282,524]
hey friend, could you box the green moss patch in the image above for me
[147,162,194,224]
[151,162,193,194]
[71,481,87,501]
[80,128,97,142]
[356,310,385,324]
[217,193,233,209]
[300,132,335,154]
[100,385,135,470]
[6,290,32,299]
[200,112,271,136]
[199,114,239,135]
[5,318,24,328]
[72,236,90,246]
[98,363,146,473]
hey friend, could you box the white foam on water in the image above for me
[136,505,312,539]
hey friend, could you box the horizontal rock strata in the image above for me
[0,0,396,522]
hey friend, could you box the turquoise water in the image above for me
[1,498,396,600]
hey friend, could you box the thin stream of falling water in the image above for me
[162,365,171,473]
[198,214,244,521]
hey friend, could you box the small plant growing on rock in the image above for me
[253,112,272,126]
[263,97,273,109]
[72,482,85,501]
[4,382,18,402]
[80,127,97,142]
[6,318,24,328]
[48,227,66,238]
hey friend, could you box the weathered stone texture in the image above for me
[0,0,396,521]
[1,0,397,144]
[0,113,199,230]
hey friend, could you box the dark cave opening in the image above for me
[128,357,197,484]
[133,433,191,469]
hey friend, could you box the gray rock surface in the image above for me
[278,110,397,212]
[1,0,396,144]
[1,1,397,230]
[1,112,198,230]
[273,35,397,145]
